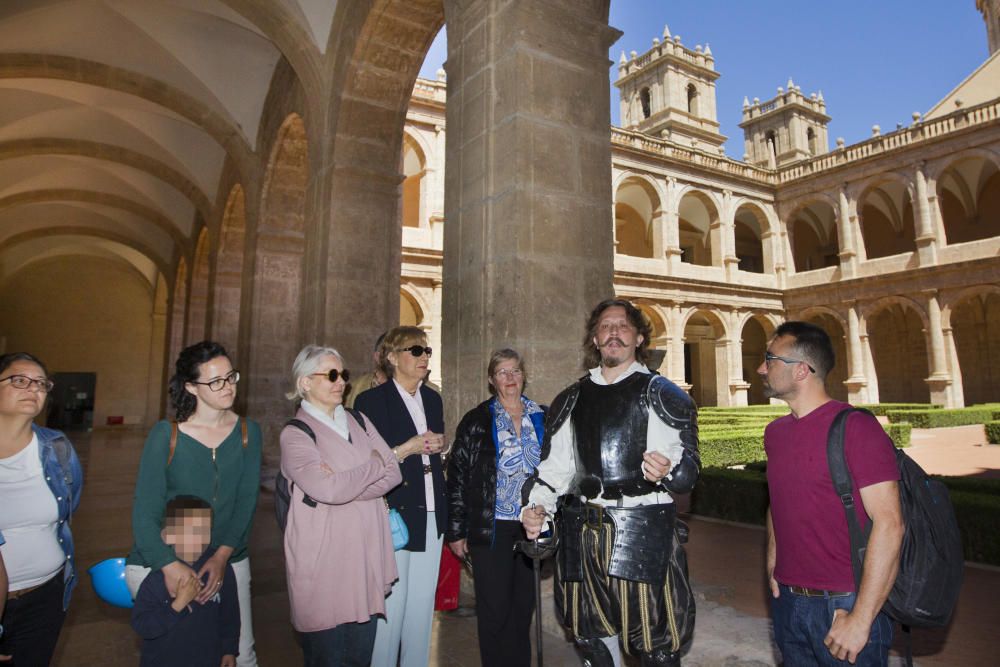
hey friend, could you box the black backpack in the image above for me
[827,407,963,629]
[275,408,367,532]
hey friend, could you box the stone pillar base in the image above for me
[925,376,952,407]
[844,378,868,404]
[729,381,751,407]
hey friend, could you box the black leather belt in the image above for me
[786,585,851,598]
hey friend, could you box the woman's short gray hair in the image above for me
[287,344,343,401]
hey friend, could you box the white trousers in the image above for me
[126,557,258,667]
[370,513,444,667]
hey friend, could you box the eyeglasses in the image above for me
[397,345,432,358]
[190,370,240,391]
[1,374,54,392]
[494,369,523,379]
[311,369,350,383]
[764,351,816,374]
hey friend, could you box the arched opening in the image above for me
[951,292,1000,405]
[186,227,210,342]
[802,311,848,401]
[212,185,246,355]
[401,133,426,229]
[248,113,308,446]
[868,302,929,403]
[734,204,767,274]
[686,83,698,116]
[938,156,1000,245]
[168,257,188,369]
[614,178,658,258]
[787,200,838,272]
[640,87,652,119]
[765,130,778,165]
[678,191,719,267]
[400,289,423,327]
[637,303,668,373]
[741,316,773,404]
[684,310,725,407]
[858,180,917,259]
[807,127,817,156]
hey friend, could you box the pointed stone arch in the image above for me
[247,112,309,449]
[186,226,210,343]
[211,185,247,355]
[401,131,429,229]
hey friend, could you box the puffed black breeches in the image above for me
[553,504,695,658]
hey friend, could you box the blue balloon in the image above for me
[88,557,134,609]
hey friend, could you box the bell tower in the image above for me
[979,0,1000,54]
[614,25,726,151]
[739,79,831,168]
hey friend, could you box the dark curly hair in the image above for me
[168,341,230,422]
[582,298,652,369]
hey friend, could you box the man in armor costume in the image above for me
[521,298,699,667]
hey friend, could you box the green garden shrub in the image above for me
[884,423,912,448]
[886,408,995,428]
[689,467,768,525]
[986,421,1000,445]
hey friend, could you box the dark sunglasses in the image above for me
[397,345,432,357]
[311,369,351,383]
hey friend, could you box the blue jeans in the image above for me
[771,584,893,666]
[300,616,377,667]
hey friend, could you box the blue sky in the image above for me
[417,1,989,158]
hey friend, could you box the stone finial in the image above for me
[872,125,881,136]
[653,37,660,46]
[436,67,446,81]
[743,96,750,109]
[810,92,818,101]
[912,111,922,123]
[954,98,964,108]
[695,44,703,53]
[663,24,671,39]
[836,137,845,147]
[743,152,751,161]
[630,50,638,59]
[674,35,681,44]
[753,97,760,105]
[817,90,825,102]
[777,86,784,94]
[620,51,627,64]
[787,77,795,89]
[704,43,713,56]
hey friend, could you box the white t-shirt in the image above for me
[0,433,65,590]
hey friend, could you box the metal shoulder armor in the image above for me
[646,374,700,494]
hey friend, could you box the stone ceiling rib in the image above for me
[0,138,211,220]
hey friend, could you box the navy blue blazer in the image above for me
[354,380,447,551]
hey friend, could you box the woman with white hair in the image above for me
[280,345,402,667]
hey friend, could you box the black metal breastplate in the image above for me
[571,372,658,499]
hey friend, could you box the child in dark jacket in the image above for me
[131,495,239,667]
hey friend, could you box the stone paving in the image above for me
[50,424,999,666]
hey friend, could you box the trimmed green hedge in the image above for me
[856,403,941,416]
[691,467,1000,565]
[700,431,766,468]
[986,421,1000,445]
[886,408,998,428]
[884,423,912,448]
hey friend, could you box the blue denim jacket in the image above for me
[32,423,84,610]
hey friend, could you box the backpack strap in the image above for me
[826,407,875,592]
[284,418,318,507]
[167,422,179,466]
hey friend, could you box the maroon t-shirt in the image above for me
[765,400,899,592]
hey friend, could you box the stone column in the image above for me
[843,302,869,403]
[442,0,621,423]
[923,289,952,405]
[913,162,940,266]
[943,324,964,408]
[663,176,682,272]
[837,186,858,277]
[860,313,879,404]
[721,190,740,280]
[725,310,749,405]
[666,303,690,390]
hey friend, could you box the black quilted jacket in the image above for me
[446,399,546,546]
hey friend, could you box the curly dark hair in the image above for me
[168,341,230,422]
[582,298,652,369]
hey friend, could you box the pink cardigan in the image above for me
[280,408,402,632]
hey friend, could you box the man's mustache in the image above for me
[599,338,626,348]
